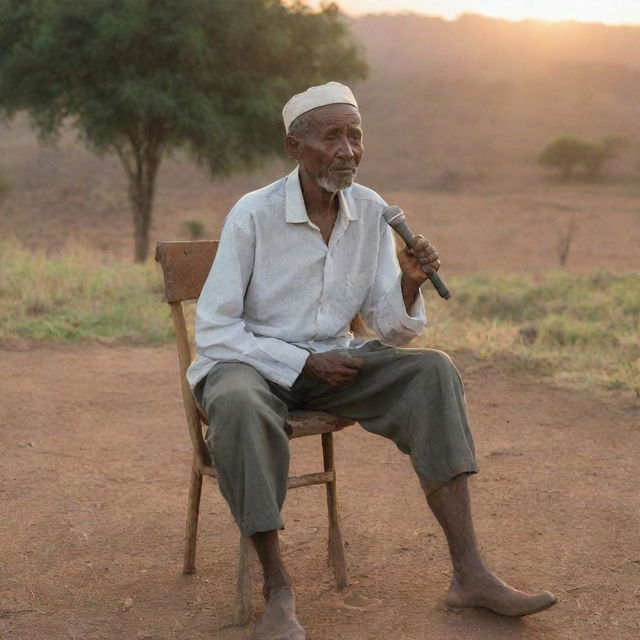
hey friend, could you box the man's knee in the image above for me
[202,363,270,414]
[413,349,458,378]
[201,362,288,442]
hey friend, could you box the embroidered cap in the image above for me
[282,81,358,132]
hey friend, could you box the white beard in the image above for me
[317,168,357,192]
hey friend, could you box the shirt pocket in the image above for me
[346,272,374,290]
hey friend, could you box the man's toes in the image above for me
[515,591,557,616]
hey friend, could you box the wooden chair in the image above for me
[155,240,353,625]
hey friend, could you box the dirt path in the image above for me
[1,345,638,640]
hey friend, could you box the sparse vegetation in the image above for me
[0,241,173,344]
[1,242,638,397]
[537,135,624,180]
[420,271,640,397]
[556,214,576,267]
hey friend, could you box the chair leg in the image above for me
[233,534,252,626]
[322,432,349,588]
[183,456,203,574]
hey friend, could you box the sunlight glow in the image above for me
[321,0,640,25]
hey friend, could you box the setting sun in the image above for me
[327,0,640,25]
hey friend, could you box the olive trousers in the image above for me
[196,341,478,537]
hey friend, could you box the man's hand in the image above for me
[301,352,364,388]
[397,234,440,285]
[397,234,440,310]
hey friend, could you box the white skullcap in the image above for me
[282,81,358,132]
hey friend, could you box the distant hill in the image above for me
[351,13,640,78]
[349,13,640,190]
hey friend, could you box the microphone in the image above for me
[382,205,452,300]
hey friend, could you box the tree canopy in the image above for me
[0,0,367,261]
[537,135,624,181]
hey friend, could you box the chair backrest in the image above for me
[155,241,220,468]
[155,240,219,302]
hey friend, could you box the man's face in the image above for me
[288,103,364,193]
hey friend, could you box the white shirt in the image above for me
[187,167,427,391]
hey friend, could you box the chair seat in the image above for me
[286,410,353,439]
[197,404,352,439]
[199,411,353,480]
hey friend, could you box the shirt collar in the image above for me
[285,166,359,224]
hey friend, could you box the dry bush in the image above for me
[556,214,576,267]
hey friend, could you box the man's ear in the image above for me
[284,135,302,162]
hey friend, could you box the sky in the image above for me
[318,1,640,25]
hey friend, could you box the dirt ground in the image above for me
[1,345,639,640]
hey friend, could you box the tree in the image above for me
[537,136,593,180]
[537,135,625,181]
[0,0,367,261]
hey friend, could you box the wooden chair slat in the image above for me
[287,471,334,489]
[155,240,219,302]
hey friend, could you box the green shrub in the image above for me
[182,219,206,240]
[537,135,623,180]
[538,136,593,179]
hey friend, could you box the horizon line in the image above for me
[334,8,640,28]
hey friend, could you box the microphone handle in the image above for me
[395,220,452,300]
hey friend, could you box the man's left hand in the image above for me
[397,234,440,286]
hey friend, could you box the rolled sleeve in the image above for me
[374,273,427,344]
[361,225,427,345]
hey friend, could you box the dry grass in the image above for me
[1,241,638,397]
[420,271,640,397]
[0,240,172,345]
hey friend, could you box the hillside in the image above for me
[350,14,640,190]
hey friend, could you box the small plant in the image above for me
[556,214,576,267]
[620,346,640,399]
[182,219,205,240]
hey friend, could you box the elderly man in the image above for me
[188,82,556,639]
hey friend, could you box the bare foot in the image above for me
[445,570,557,616]
[247,587,305,640]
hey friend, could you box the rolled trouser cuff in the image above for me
[419,464,479,496]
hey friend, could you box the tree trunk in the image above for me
[129,169,155,263]
[114,134,162,263]
[127,148,161,262]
